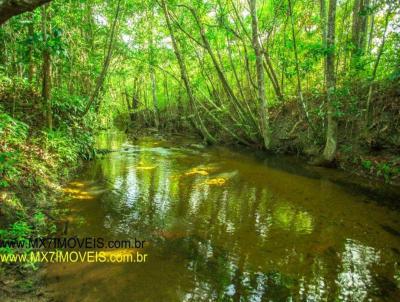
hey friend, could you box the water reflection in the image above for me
[48,133,400,301]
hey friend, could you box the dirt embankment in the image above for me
[269,81,399,185]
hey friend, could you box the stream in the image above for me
[45,131,400,301]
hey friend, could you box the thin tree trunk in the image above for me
[82,0,122,116]
[159,0,215,144]
[150,70,159,127]
[227,38,246,101]
[262,49,283,101]
[148,7,159,128]
[172,5,255,133]
[322,0,338,163]
[320,0,327,86]
[250,0,271,149]
[365,10,390,125]
[41,3,52,130]
[288,0,311,125]
[367,1,375,54]
[351,0,369,63]
[27,12,35,83]
[359,0,370,52]
[230,0,282,101]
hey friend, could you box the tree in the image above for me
[321,0,338,163]
[41,3,52,130]
[82,0,122,116]
[0,0,51,25]
[249,0,271,149]
[159,0,215,143]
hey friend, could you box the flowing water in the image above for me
[45,131,400,301]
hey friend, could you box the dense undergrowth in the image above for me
[125,78,400,185]
[0,75,96,297]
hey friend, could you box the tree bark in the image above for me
[365,10,390,125]
[27,12,35,83]
[148,7,159,128]
[320,0,327,85]
[159,0,215,144]
[288,0,310,124]
[82,0,122,116]
[41,3,52,130]
[322,0,338,163]
[0,0,51,25]
[351,0,370,61]
[249,0,271,149]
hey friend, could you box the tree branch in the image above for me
[0,0,51,25]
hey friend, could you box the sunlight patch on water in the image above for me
[336,239,380,302]
[185,167,209,176]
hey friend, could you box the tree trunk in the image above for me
[288,0,311,126]
[148,8,159,128]
[262,49,283,102]
[365,10,390,125]
[41,3,52,130]
[0,0,51,25]
[150,70,159,128]
[82,0,122,116]
[27,12,35,83]
[249,0,271,149]
[320,0,327,85]
[351,0,370,62]
[160,0,215,144]
[367,7,375,54]
[322,0,338,163]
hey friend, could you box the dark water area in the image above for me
[45,131,400,301]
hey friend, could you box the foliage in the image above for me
[0,110,28,187]
[361,157,400,183]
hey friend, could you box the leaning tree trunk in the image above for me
[365,10,390,126]
[0,0,51,25]
[249,0,271,150]
[41,3,52,130]
[159,0,215,144]
[322,0,338,163]
[82,0,122,116]
[288,0,311,127]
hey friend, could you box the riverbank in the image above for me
[125,79,400,186]
[0,116,71,301]
[0,112,93,300]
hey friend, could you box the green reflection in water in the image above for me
[273,203,313,234]
[46,132,400,302]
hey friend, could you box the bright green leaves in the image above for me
[0,151,19,188]
[0,110,28,187]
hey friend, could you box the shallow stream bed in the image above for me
[45,131,400,301]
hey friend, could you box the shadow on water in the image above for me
[250,150,400,209]
[45,131,400,301]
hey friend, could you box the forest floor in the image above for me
[0,127,78,300]
[0,85,91,299]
